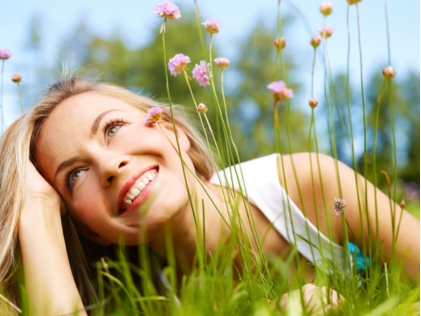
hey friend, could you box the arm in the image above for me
[278,153,420,281]
[18,162,87,315]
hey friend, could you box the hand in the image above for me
[273,284,344,315]
[21,161,66,218]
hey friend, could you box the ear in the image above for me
[77,223,112,246]
[161,121,191,152]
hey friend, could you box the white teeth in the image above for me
[129,187,140,196]
[120,169,158,211]
[136,181,146,190]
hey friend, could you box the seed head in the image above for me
[347,0,363,5]
[197,103,208,113]
[274,37,286,50]
[320,2,333,16]
[382,66,395,79]
[11,71,22,83]
[308,98,318,108]
[310,36,322,48]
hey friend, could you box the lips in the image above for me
[117,166,159,215]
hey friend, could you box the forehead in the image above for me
[34,92,138,181]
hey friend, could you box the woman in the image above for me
[0,77,419,315]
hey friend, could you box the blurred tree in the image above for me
[227,17,309,162]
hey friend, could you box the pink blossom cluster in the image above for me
[214,57,230,70]
[318,25,334,38]
[145,107,164,126]
[0,48,11,60]
[192,61,212,86]
[168,53,191,76]
[202,18,222,34]
[154,1,181,20]
[267,81,294,101]
[334,198,347,216]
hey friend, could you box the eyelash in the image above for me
[64,118,128,192]
[102,118,127,139]
[64,166,79,193]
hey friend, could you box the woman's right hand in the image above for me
[21,161,66,219]
[19,161,85,315]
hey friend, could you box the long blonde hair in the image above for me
[0,77,214,313]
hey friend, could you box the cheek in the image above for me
[70,191,106,227]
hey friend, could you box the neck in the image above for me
[149,178,232,268]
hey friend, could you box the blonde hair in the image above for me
[0,77,214,312]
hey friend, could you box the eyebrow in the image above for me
[90,109,123,137]
[53,109,123,185]
[53,155,80,186]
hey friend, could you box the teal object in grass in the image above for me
[348,242,370,270]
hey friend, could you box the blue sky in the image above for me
[1,0,420,125]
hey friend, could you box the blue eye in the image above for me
[102,118,127,141]
[70,169,85,183]
[107,125,121,138]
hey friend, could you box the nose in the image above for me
[98,154,129,187]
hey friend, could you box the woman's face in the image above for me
[34,91,194,246]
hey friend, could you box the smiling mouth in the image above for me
[119,167,159,214]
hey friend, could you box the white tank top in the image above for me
[210,153,346,272]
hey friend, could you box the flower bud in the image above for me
[310,36,322,48]
[319,2,333,16]
[11,71,22,83]
[399,199,406,209]
[197,103,208,113]
[274,37,286,50]
[0,48,11,60]
[382,66,395,79]
[308,98,318,108]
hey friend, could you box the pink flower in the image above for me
[382,66,395,79]
[202,18,222,34]
[0,49,11,60]
[197,103,208,113]
[154,1,181,20]
[274,37,286,50]
[346,0,362,5]
[145,107,163,126]
[11,71,22,83]
[267,81,294,101]
[308,98,318,108]
[310,35,322,48]
[319,2,333,16]
[334,198,347,216]
[192,61,212,87]
[318,25,334,38]
[214,57,230,70]
[168,54,191,76]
